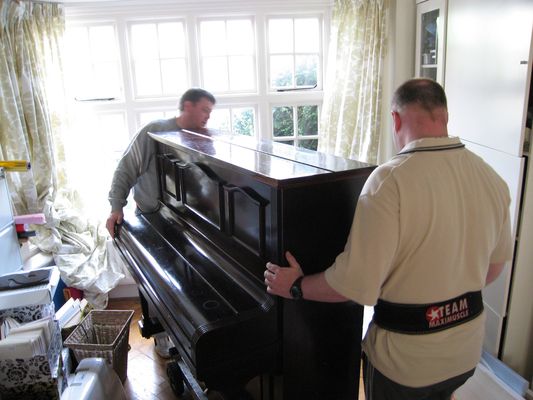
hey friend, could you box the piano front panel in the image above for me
[179,161,225,231]
[157,142,276,281]
[157,153,181,208]
[224,184,268,258]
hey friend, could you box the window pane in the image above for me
[64,24,121,99]
[203,56,229,91]
[135,60,162,96]
[201,20,226,56]
[99,113,129,153]
[161,59,188,94]
[130,21,188,97]
[297,105,318,136]
[295,55,318,86]
[227,20,254,55]
[298,139,318,151]
[229,56,255,91]
[89,26,116,61]
[66,110,128,219]
[70,64,93,97]
[273,106,294,137]
[295,18,319,53]
[233,107,255,136]
[208,108,231,132]
[159,22,185,58]
[269,19,293,53]
[66,27,90,62]
[270,55,293,88]
[200,18,256,94]
[131,24,159,59]
[267,17,321,91]
[138,110,176,129]
[93,61,121,97]
[139,111,165,127]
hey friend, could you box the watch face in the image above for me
[290,284,302,299]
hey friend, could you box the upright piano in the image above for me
[114,129,375,399]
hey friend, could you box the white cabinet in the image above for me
[445,0,533,380]
[0,169,22,275]
[415,0,447,85]
[445,0,532,157]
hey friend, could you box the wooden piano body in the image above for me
[114,130,375,399]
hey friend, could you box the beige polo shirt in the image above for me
[324,136,513,387]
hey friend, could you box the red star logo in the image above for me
[426,306,441,322]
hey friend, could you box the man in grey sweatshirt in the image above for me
[106,88,216,238]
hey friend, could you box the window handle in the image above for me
[276,83,317,92]
[74,97,116,102]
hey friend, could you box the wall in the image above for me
[378,0,416,164]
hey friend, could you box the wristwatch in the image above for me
[289,276,304,300]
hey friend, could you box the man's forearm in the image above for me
[301,272,350,302]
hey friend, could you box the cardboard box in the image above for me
[0,267,60,311]
[0,314,67,399]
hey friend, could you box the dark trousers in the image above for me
[362,353,475,400]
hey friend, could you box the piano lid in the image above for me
[148,129,375,187]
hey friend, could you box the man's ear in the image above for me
[391,110,401,133]
[182,100,193,112]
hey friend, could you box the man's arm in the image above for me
[106,210,124,239]
[486,262,505,286]
[106,128,154,237]
[264,251,349,302]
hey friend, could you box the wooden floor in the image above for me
[107,297,365,400]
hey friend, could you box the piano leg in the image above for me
[137,289,164,338]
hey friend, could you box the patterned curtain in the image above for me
[0,0,123,308]
[319,0,389,164]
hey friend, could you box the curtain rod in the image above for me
[13,0,63,4]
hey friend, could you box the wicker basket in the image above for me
[63,310,134,383]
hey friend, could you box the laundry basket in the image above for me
[64,310,134,383]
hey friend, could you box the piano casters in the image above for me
[166,356,185,397]
[166,347,255,400]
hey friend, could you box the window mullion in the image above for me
[117,18,136,139]
[155,24,164,95]
[187,14,201,87]
[293,105,299,145]
[256,11,270,140]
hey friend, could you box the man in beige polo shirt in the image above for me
[264,78,513,400]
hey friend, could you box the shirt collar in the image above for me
[398,136,464,155]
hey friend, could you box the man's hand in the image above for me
[264,251,304,299]
[106,210,124,238]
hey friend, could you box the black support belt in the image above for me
[373,291,483,334]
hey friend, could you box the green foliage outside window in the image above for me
[273,106,294,137]
[234,109,254,136]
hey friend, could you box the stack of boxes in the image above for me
[0,168,68,399]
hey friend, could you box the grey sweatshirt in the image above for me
[108,117,180,213]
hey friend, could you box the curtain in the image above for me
[319,0,389,165]
[0,0,123,308]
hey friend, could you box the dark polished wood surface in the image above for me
[116,130,376,399]
[149,130,374,186]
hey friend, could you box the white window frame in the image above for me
[271,101,321,148]
[127,18,190,99]
[64,0,332,143]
